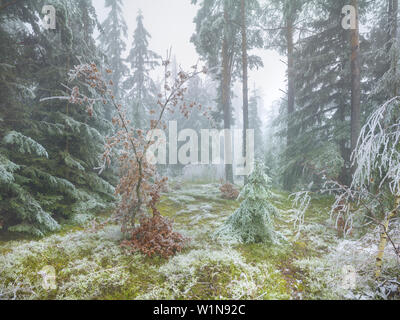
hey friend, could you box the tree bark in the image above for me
[375,0,399,280]
[241,0,249,184]
[338,103,351,185]
[350,0,361,159]
[222,0,234,183]
[283,7,296,190]
[286,14,295,147]
[388,0,399,96]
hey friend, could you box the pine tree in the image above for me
[191,0,263,183]
[215,161,278,244]
[124,10,160,128]
[261,0,316,189]
[261,0,306,148]
[98,0,129,120]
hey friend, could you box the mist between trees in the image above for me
[0,0,399,301]
[146,121,255,176]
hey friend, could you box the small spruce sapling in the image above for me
[215,161,279,244]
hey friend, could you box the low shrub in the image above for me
[121,213,188,259]
[220,183,239,200]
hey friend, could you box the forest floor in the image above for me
[0,183,399,300]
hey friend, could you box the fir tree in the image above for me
[260,0,308,188]
[124,10,159,128]
[366,0,400,104]
[98,0,129,120]
[0,1,115,236]
[215,161,278,244]
[275,0,370,189]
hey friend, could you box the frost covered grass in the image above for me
[0,183,398,300]
[139,248,290,300]
[294,223,400,300]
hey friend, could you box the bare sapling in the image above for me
[48,54,208,257]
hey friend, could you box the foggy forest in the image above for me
[0,0,400,301]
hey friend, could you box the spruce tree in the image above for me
[0,0,61,236]
[275,0,370,189]
[260,0,308,188]
[124,10,159,128]
[367,0,400,104]
[0,0,115,236]
[98,0,129,120]
[216,161,278,244]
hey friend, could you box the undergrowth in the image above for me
[0,183,398,300]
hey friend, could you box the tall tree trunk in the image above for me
[388,0,399,96]
[350,0,361,160]
[375,0,399,280]
[241,0,249,185]
[338,103,350,185]
[286,14,295,146]
[222,0,233,183]
[393,0,399,97]
[283,10,295,190]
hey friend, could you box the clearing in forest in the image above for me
[2,182,396,300]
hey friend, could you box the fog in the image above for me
[2,0,400,301]
[92,0,286,123]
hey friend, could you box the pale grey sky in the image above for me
[92,0,286,123]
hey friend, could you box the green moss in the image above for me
[97,255,166,300]
[56,225,85,237]
[0,183,368,300]
[158,197,184,217]
[185,264,243,299]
